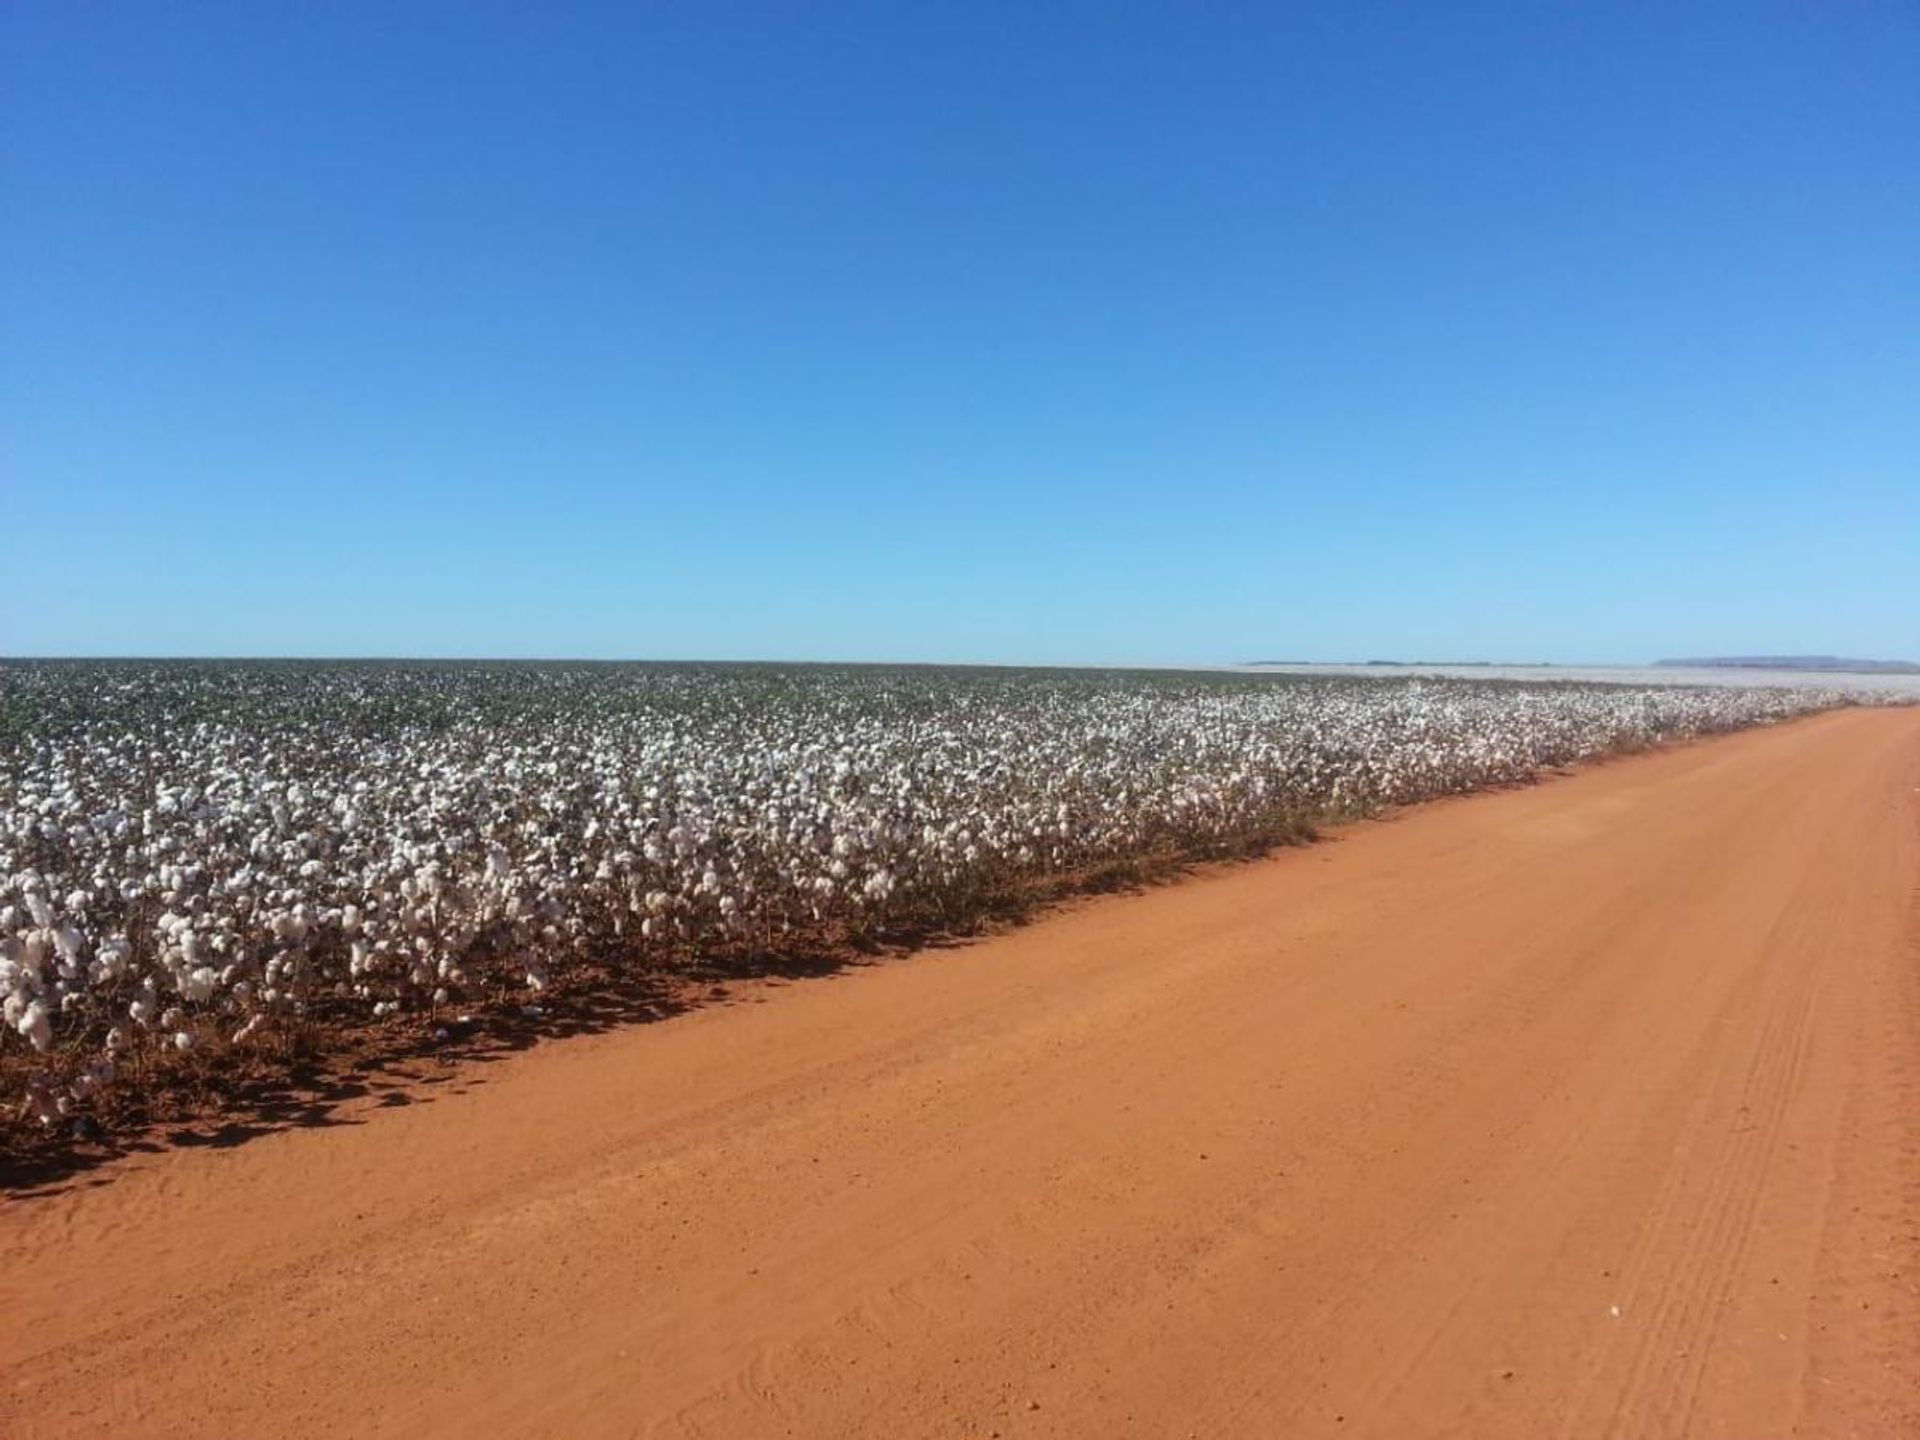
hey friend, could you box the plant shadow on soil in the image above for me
[1,821,1325,1201]
[0,939,882,1201]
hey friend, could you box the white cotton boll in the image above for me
[98,935,131,977]
[172,1030,194,1051]
[106,1026,125,1051]
[182,966,217,1004]
[25,892,53,928]
[18,998,52,1053]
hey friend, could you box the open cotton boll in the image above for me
[97,935,131,978]
[52,925,84,971]
[18,999,53,1053]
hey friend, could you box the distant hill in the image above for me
[1656,656,1920,675]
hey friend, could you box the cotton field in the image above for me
[0,661,1872,1133]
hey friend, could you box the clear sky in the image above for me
[5,2,1916,664]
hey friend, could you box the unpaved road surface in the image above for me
[6,707,1918,1439]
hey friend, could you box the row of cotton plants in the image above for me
[0,662,1866,1132]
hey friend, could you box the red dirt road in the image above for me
[5,707,1918,1439]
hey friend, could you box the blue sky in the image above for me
[5,2,1916,663]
